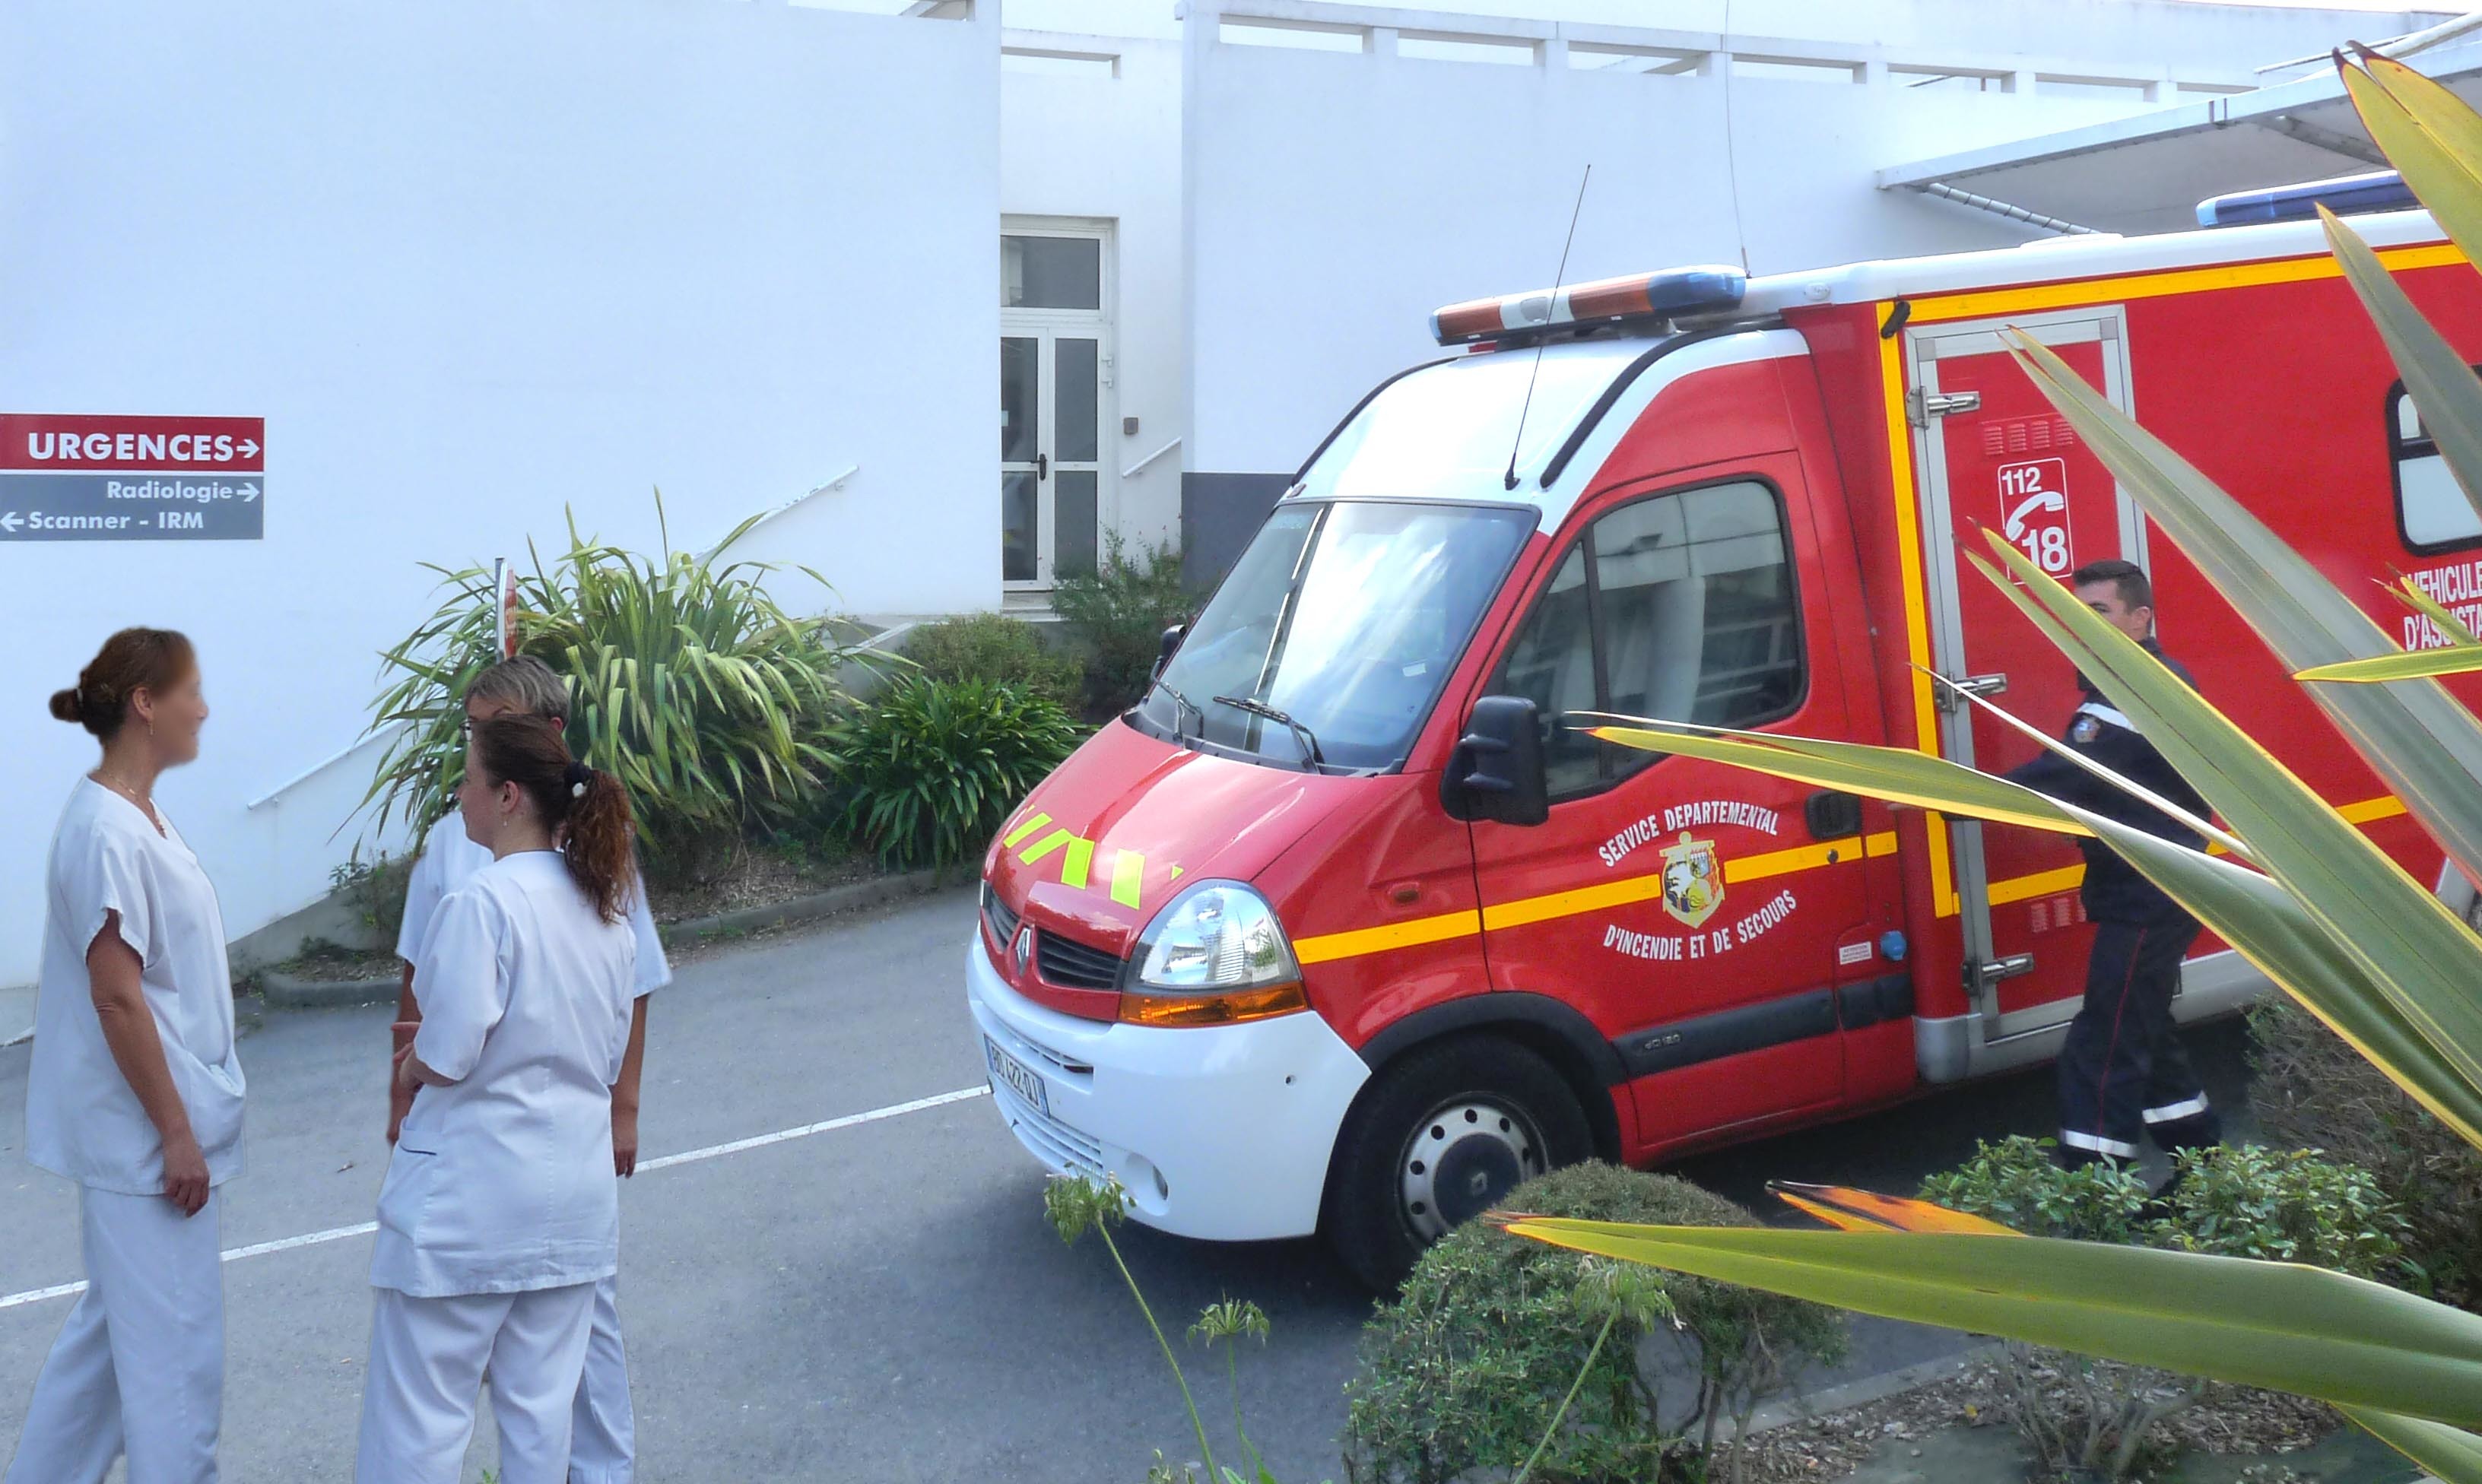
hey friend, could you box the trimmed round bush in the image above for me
[906,613,1085,713]
[1343,1161,1846,1484]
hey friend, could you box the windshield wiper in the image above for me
[1213,694,1325,772]
[1150,680,1206,746]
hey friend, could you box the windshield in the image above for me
[1298,341,1640,499]
[1137,500,1535,772]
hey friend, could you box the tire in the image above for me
[1322,1035,1594,1292]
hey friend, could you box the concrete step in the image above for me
[0,982,32,1047]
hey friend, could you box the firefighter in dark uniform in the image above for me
[2003,560,2223,1172]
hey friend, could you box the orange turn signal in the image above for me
[1115,981,1309,1028]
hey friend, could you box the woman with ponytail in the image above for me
[10,627,240,1484]
[355,714,639,1484]
[388,657,669,1483]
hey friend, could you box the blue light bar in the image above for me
[2196,170,2419,229]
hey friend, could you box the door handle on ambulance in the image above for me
[1966,953,2036,991]
[1933,674,2009,713]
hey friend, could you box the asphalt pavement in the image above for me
[0,887,2259,1482]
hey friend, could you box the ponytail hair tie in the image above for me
[563,759,593,799]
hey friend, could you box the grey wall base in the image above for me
[228,883,388,976]
[1179,472,1290,594]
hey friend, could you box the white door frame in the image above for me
[1001,216,1116,591]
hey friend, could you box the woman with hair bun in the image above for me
[8,627,243,1484]
[355,713,639,1484]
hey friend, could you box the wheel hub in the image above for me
[1398,1099,1543,1242]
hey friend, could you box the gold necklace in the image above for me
[93,769,154,810]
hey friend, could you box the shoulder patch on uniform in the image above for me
[2071,715,2102,744]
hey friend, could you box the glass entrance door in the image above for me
[1001,228,1109,588]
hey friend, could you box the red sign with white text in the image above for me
[0,414,264,472]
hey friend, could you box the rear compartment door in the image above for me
[1905,308,2145,1045]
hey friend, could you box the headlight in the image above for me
[1120,881,1308,1027]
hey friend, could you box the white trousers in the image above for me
[567,1274,633,1484]
[355,1282,595,1484]
[5,1187,224,1484]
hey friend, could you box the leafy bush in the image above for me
[1920,1134,2154,1247]
[2156,1142,2411,1278]
[906,613,1084,713]
[364,499,854,864]
[2252,994,2482,1308]
[1925,1137,2411,1479]
[1926,1135,2407,1279]
[1051,531,1190,715]
[329,848,414,952]
[1344,1162,1846,1484]
[820,677,1080,871]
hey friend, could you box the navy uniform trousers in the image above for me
[2055,913,2221,1167]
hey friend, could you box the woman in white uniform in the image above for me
[387,656,668,1484]
[356,713,638,1484]
[8,626,243,1484]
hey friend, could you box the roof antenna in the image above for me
[1505,163,1592,493]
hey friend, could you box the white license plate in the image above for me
[983,1035,1050,1118]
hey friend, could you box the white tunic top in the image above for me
[26,778,247,1195]
[372,851,636,1297]
[398,812,669,997]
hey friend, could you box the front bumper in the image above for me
[963,937,1369,1241]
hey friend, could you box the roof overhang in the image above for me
[1877,31,2482,236]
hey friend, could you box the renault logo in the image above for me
[1013,924,1034,976]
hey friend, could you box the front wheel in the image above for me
[1322,1035,1593,1292]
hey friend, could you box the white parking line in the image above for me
[0,1084,992,1314]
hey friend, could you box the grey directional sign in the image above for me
[0,471,263,541]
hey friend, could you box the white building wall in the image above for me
[1001,31,1189,554]
[0,0,998,988]
[1179,0,2446,476]
[0,0,2426,988]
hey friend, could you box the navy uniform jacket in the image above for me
[2001,639,2212,924]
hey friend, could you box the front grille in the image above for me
[991,1019,1093,1077]
[993,1080,1109,1182]
[982,886,1022,950]
[1037,929,1126,991]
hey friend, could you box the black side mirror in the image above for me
[1152,624,1185,684]
[1440,696,1550,826]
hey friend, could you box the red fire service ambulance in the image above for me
[969,183,2482,1289]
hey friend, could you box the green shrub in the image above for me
[2156,1142,2410,1279]
[1343,1162,1846,1484]
[1923,1136,2411,1479]
[2250,994,2482,1307]
[1921,1134,2154,1245]
[820,677,1080,871]
[1925,1134,2407,1276]
[906,613,1084,712]
[1051,531,1190,715]
[365,496,853,862]
[329,848,414,952]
